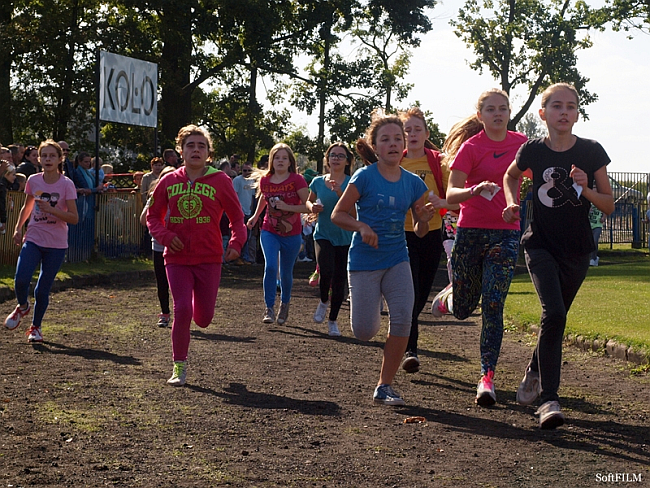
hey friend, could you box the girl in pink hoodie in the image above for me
[147,125,247,386]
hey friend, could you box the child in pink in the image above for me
[147,125,246,386]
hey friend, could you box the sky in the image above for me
[404,0,650,174]
[286,1,650,174]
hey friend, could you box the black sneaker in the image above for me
[401,353,420,373]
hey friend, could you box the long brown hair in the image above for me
[441,115,484,167]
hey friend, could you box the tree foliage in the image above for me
[451,0,603,129]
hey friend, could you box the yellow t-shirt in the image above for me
[401,154,449,232]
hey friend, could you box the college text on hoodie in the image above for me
[146,166,247,266]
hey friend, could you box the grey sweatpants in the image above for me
[348,261,414,340]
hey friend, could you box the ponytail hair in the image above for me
[441,115,484,166]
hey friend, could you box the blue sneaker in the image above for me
[373,384,406,406]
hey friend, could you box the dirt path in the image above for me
[1,262,649,487]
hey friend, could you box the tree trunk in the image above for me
[160,5,193,148]
[316,23,332,174]
[246,62,258,164]
[53,0,80,141]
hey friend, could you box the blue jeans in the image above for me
[14,241,67,328]
[260,230,302,308]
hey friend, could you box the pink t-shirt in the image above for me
[24,173,77,249]
[260,172,308,237]
[451,130,527,230]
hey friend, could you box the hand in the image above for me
[415,202,436,223]
[570,165,587,188]
[359,223,378,249]
[246,216,258,230]
[224,247,240,262]
[474,181,499,196]
[311,201,324,214]
[274,199,290,212]
[326,176,340,193]
[13,229,23,247]
[36,201,55,215]
[502,204,521,223]
[167,235,184,253]
[427,191,445,209]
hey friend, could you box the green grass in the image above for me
[506,247,650,353]
[0,256,153,288]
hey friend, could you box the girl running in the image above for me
[247,143,309,325]
[331,110,435,406]
[445,89,528,407]
[147,125,246,386]
[307,143,354,337]
[4,140,78,342]
[503,83,614,428]
[140,165,176,327]
[398,107,455,373]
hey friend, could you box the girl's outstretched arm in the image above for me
[570,165,615,215]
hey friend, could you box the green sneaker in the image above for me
[167,361,187,386]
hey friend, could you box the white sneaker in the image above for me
[167,361,187,386]
[327,320,341,337]
[313,301,328,323]
[5,303,31,330]
[516,368,540,406]
[26,326,43,343]
[536,400,565,429]
[589,259,597,266]
[431,284,453,317]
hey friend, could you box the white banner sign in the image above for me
[99,51,158,128]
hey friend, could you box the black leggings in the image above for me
[153,250,170,315]
[406,229,443,356]
[314,239,349,321]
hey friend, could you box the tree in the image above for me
[451,0,602,129]
[516,112,547,139]
[599,0,650,34]
[1,0,104,146]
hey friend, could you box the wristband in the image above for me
[469,184,478,196]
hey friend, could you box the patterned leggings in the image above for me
[451,228,520,375]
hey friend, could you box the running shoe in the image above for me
[167,361,187,386]
[308,270,320,287]
[373,384,406,406]
[401,353,420,374]
[516,368,541,406]
[327,320,341,337]
[431,284,453,317]
[263,307,275,324]
[157,313,170,328]
[313,301,328,323]
[26,326,43,343]
[276,302,290,325]
[4,303,31,330]
[536,400,565,429]
[476,370,496,406]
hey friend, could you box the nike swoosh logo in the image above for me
[493,151,508,158]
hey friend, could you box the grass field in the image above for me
[505,247,650,353]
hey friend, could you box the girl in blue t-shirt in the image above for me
[503,83,614,429]
[307,143,354,337]
[332,110,436,407]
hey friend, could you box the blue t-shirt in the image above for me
[309,175,353,247]
[348,164,427,271]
